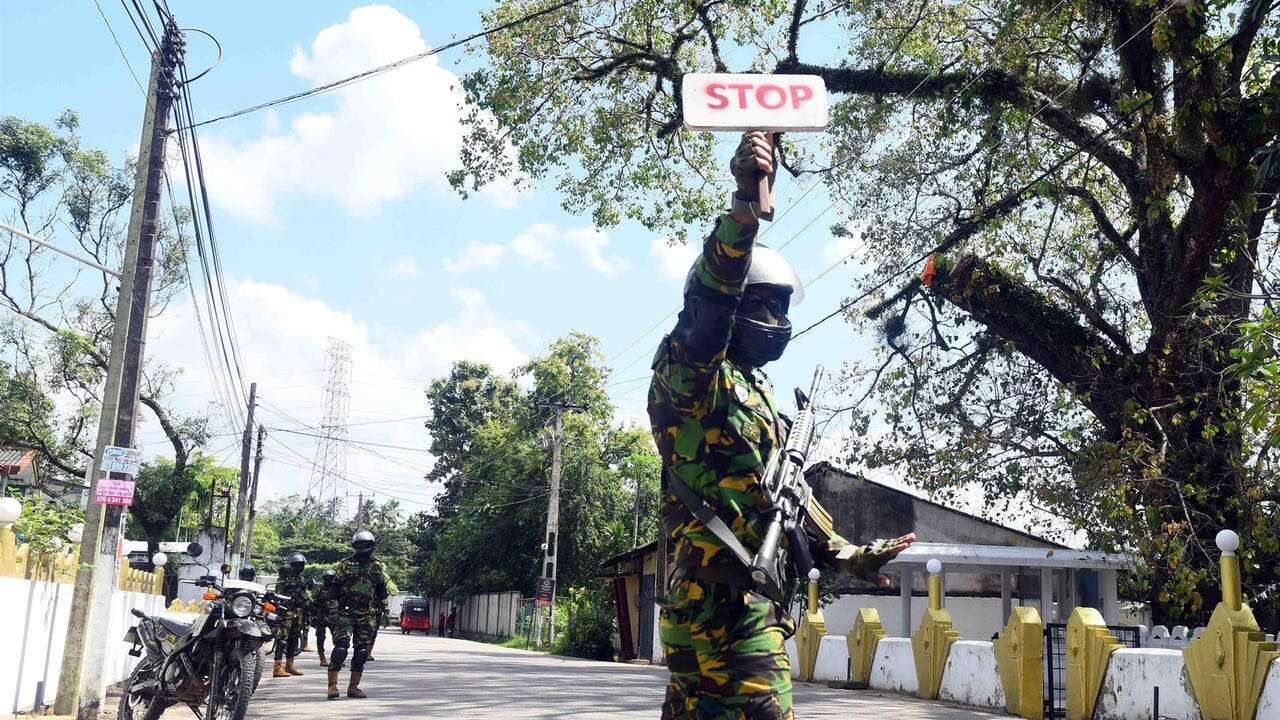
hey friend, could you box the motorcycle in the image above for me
[116,544,268,720]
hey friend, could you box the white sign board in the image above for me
[102,445,143,476]
[682,73,828,132]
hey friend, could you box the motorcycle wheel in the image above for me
[117,659,170,720]
[208,657,255,720]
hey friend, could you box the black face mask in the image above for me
[729,285,792,367]
[353,546,374,560]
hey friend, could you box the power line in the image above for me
[182,0,581,130]
[93,0,145,93]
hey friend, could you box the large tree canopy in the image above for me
[458,0,1279,623]
[0,112,211,507]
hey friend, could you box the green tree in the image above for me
[419,334,660,605]
[0,111,211,519]
[456,0,1280,623]
[126,453,234,556]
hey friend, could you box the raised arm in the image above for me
[666,132,776,370]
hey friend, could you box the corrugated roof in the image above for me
[0,448,34,474]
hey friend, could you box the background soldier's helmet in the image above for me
[288,551,307,571]
[322,568,337,584]
[352,530,376,555]
[238,563,257,581]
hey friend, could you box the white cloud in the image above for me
[380,254,420,278]
[142,277,529,514]
[198,5,523,224]
[821,227,866,266]
[564,227,626,276]
[442,242,507,274]
[649,237,699,279]
[444,223,624,275]
[510,223,557,264]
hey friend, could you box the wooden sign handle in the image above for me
[757,132,776,221]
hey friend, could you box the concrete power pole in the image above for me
[243,425,265,565]
[55,22,183,719]
[230,382,258,569]
[537,401,584,647]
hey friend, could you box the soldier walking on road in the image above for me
[272,553,309,678]
[309,568,337,666]
[648,131,915,719]
[326,530,390,700]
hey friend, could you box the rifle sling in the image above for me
[666,470,756,571]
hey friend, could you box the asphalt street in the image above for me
[241,632,1006,719]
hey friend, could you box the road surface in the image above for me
[241,632,1005,719]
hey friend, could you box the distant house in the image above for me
[0,447,86,504]
[0,448,39,493]
[600,461,1134,664]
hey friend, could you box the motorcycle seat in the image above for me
[158,617,193,637]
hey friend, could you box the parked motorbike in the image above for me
[116,549,267,720]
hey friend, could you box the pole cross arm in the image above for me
[0,222,124,278]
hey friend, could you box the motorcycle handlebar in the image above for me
[131,608,146,618]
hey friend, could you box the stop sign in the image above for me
[682,73,829,132]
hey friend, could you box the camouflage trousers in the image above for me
[327,608,377,672]
[660,578,796,720]
[274,609,305,660]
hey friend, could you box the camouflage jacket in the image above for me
[277,567,307,613]
[648,213,848,580]
[329,556,389,613]
[308,581,338,616]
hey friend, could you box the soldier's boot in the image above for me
[346,672,367,699]
[285,658,304,676]
[326,670,340,700]
[272,661,290,678]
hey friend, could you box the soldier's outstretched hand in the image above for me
[835,533,917,588]
[730,131,775,201]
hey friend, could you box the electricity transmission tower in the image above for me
[306,338,351,512]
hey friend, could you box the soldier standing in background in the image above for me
[272,554,308,678]
[326,530,389,700]
[309,568,337,666]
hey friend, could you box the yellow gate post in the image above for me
[1065,607,1121,720]
[0,497,19,578]
[796,568,827,681]
[847,607,886,685]
[995,606,1044,720]
[1183,530,1279,720]
[912,558,959,699]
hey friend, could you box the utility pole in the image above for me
[356,492,364,528]
[55,20,183,720]
[230,382,258,569]
[537,400,584,647]
[243,425,265,565]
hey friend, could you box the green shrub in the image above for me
[553,584,616,661]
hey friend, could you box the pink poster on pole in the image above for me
[94,478,136,506]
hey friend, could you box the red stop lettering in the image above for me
[790,84,813,108]
[756,84,787,109]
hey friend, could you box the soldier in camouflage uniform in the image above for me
[648,131,915,719]
[309,568,337,666]
[272,553,308,678]
[325,530,389,700]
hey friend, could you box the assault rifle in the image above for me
[750,365,835,602]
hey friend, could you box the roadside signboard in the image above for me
[102,445,143,476]
[535,577,554,607]
[94,477,136,507]
[681,73,828,131]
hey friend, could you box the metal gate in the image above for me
[1044,623,1141,719]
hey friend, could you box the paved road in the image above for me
[244,632,1003,719]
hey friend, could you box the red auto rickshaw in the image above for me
[400,599,432,634]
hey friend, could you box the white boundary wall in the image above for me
[867,637,918,694]
[938,641,1004,709]
[454,590,519,638]
[1,575,166,714]
[1095,649,1197,720]
[1257,659,1280,717]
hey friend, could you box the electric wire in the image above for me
[183,0,581,130]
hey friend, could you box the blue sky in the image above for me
[1,2,885,516]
